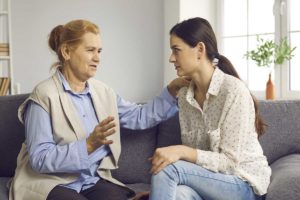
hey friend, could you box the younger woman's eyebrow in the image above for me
[171,44,179,49]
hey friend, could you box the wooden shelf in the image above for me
[0,0,14,95]
[0,56,10,60]
[0,11,8,15]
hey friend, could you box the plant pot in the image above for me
[266,73,275,100]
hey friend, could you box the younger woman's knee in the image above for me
[176,185,202,200]
[151,163,179,183]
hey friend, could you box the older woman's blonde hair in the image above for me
[48,19,99,69]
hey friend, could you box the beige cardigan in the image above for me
[9,71,126,200]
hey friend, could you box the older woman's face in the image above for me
[67,32,102,81]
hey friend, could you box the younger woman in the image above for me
[149,17,271,200]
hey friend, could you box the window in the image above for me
[218,0,300,99]
[288,0,300,91]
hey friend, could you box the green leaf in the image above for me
[245,36,296,67]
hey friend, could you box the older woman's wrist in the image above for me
[86,136,97,154]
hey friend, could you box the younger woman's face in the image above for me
[169,34,199,77]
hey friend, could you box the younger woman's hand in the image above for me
[149,146,181,174]
[149,145,197,174]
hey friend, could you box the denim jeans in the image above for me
[149,160,261,200]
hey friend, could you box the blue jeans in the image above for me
[149,160,261,200]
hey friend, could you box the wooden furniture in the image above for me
[0,0,13,95]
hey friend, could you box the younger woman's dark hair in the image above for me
[170,17,266,137]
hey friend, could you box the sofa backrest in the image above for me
[0,94,28,177]
[1,93,299,183]
[156,113,182,148]
[112,113,182,184]
[259,100,300,164]
[111,127,157,184]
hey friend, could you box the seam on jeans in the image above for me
[176,171,245,186]
[163,164,181,183]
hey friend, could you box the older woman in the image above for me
[9,19,188,200]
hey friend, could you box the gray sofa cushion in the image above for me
[266,154,300,200]
[157,112,182,148]
[259,100,300,164]
[111,127,157,184]
[127,183,150,193]
[0,177,10,200]
[0,94,28,177]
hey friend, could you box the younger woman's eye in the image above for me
[173,48,180,54]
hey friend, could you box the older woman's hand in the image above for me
[167,76,191,98]
[86,116,116,154]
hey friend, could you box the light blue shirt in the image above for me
[24,72,178,192]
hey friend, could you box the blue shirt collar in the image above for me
[57,69,91,95]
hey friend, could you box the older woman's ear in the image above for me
[61,44,70,61]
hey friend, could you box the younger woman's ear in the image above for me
[61,44,70,61]
[197,42,205,59]
[197,42,205,53]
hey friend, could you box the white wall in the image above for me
[163,0,180,87]
[163,0,217,86]
[11,0,164,102]
[11,0,216,101]
[180,0,216,26]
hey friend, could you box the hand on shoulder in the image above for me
[167,76,191,97]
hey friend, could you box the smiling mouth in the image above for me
[90,65,97,68]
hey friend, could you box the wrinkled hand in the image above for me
[167,76,191,98]
[149,146,182,174]
[86,116,116,154]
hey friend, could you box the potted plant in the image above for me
[245,36,296,99]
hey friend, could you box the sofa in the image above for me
[0,93,300,200]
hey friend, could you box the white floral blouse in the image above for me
[177,67,271,195]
